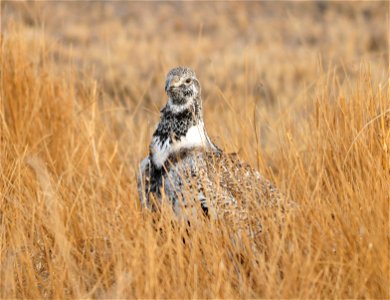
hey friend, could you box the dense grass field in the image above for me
[1,2,389,298]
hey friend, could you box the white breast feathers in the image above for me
[151,123,213,168]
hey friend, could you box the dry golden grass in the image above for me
[1,2,389,298]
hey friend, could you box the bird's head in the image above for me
[164,67,201,110]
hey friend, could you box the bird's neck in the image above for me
[165,95,203,117]
[150,98,217,168]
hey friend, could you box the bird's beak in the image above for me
[166,76,180,91]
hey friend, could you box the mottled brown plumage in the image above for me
[137,67,286,236]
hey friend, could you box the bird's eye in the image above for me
[185,78,192,84]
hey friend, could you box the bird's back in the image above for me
[137,148,286,235]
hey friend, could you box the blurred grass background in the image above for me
[1,1,389,298]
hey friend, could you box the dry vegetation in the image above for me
[1,2,389,298]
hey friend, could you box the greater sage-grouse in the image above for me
[137,67,283,231]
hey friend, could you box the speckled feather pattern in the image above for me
[137,67,285,235]
[152,100,201,149]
